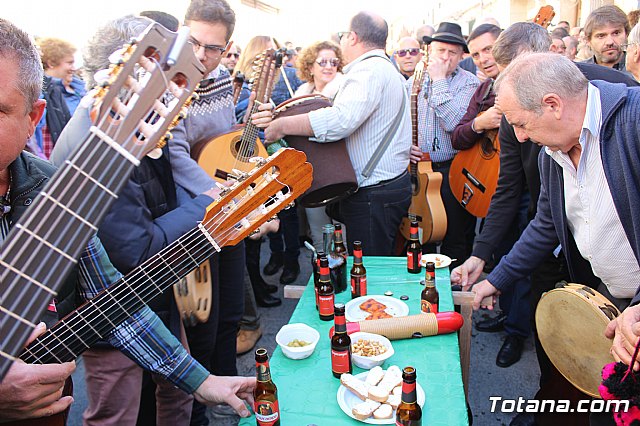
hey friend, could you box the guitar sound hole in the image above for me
[480,137,497,159]
[233,139,256,162]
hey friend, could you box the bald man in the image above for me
[394,37,423,79]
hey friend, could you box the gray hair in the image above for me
[184,0,236,42]
[629,22,640,45]
[0,18,44,111]
[492,22,551,66]
[82,15,152,89]
[495,52,588,115]
[351,11,388,49]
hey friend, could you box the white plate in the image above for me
[336,371,425,424]
[420,253,452,269]
[344,296,409,323]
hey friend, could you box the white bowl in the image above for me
[349,332,394,369]
[275,323,320,360]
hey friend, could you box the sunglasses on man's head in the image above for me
[226,52,240,59]
[315,58,340,67]
[396,48,420,57]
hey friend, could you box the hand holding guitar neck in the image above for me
[472,105,502,132]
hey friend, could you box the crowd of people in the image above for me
[1,1,640,425]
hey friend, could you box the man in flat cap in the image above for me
[408,22,480,267]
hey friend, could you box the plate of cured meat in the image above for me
[344,296,409,323]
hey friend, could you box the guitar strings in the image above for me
[23,173,292,363]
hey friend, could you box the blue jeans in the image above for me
[338,171,411,256]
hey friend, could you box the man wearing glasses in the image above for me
[394,36,423,79]
[265,11,412,256]
[625,23,640,82]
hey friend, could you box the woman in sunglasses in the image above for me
[393,36,424,79]
[294,40,344,99]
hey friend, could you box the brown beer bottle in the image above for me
[317,256,335,321]
[331,303,352,378]
[395,366,422,425]
[420,261,439,314]
[254,348,280,426]
[407,221,422,274]
[350,241,367,298]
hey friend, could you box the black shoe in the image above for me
[255,292,282,308]
[265,283,278,293]
[496,335,524,368]
[509,412,536,426]
[280,262,300,285]
[263,252,284,276]
[475,313,506,332]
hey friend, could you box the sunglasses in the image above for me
[315,58,340,67]
[226,52,240,59]
[396,48,421,57]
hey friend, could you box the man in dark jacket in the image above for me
[472,52,640,426]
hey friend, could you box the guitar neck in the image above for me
[1,134,140,374]
[20,227,215,365]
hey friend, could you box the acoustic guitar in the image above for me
[448,5,555,218]
[398,57,447,244]
[8,148,312,426]
[193,49,282,182]
[0,23,205,384]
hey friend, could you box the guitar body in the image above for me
[449,127,500,218]
[193,128,268,182]
[399,160,447,244]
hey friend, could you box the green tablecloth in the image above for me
[240,257,468,425]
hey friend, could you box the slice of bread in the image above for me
[340,373,370,401]
[392,385,402,396]
[352,399,381,420]
[365,366,385,386]
[372,403,394,419]
[368,385,389,403]
[386,394,401,409]
[378,367,402,394]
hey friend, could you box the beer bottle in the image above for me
[254,348,280,426]
[313,250,324,311]
[396,366,422,425]
[317,256,335,321]
[350,241,367,298]
[331,303,352,378]
[334,223,348,257]
[407,221,422,274]
[420,261,439,314]
[323,224,348,294]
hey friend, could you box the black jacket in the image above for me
[42,76,71,144]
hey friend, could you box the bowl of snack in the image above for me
[276,323,320,360]
[350,332,394,369]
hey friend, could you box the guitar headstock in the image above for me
[200,148,313,247]
[533,5,555,29]
[411,55,427,96]
[249,48,282,104]
[91,23,205,160]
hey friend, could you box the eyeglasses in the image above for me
[337,31,351,41]
[395,48,421,57]
[621,42,638,51]
[315,58,340,67]
[226,52,240,59]
[188,36,227,57]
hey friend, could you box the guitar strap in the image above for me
[361,55,408,179]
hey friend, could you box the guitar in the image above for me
[192,49,282,182]
[19,148,311,366]
[6,148,311,426]
[0,23,205,382]
[398,57,447,244]
[448,5,555,218]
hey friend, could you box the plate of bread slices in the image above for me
[345,296,409,323]
[337,366,425,423]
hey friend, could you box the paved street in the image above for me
[67,241,538,425]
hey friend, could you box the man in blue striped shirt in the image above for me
[408,22,480,268]
[263,11,412,255]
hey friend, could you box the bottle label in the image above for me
[351,275,367,297]
[315,286,319,308]
[318,294,334,316]
[360,276,367,295]
[407,252,414,268]
[401,381,418,404]
[255,399,280,425]
[421,299,438,314]
[256,362,271,382]
[331,349,351,374]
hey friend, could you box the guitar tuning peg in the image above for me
[284,202,295,210]
[163,131,173,143]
